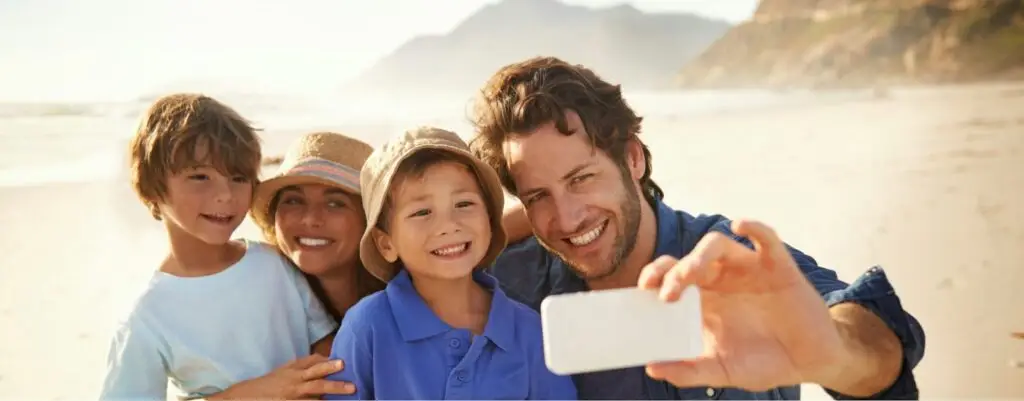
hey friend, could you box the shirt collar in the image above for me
[386,269,517,351]
[652,198,686,260]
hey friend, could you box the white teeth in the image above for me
[432,243,467,256]
[568,223,604,246]
[298,237,330,247]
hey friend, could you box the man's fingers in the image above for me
[654,232,755,301]
[682,232,754,288]
[658,258,699,302]
[645,355,727,388]
[299,379,357,396]
[300,359,344,381]
[687,232,736,285]
[637,255,679,290]
[731,219,790,271]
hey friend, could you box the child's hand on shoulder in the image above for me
[208,354,354,400]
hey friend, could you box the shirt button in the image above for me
[448,339,460,348]
[705,388,716,398]
[456,370,468,382]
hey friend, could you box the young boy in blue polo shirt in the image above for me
[324,127,577,400]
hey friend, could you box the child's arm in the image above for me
[323,308,375,400]
[98,322,169,401]
[502,200,534,243]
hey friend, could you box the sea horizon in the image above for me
[0,87,873,188]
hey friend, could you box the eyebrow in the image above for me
[561,162,593,182]
[518,161,594,198]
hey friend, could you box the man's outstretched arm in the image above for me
[713,221,925,399]
[817,267,925,399]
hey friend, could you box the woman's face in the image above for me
[273,183,365,277]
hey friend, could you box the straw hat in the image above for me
[359,126,507,282]
[251,132,372,239]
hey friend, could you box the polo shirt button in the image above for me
[456,371,468,382]
[705,388,716,398]
[448,339,460,348]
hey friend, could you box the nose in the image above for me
[212,177,233,203]
[433,207,462,237]
[552,193,586,234]
[300,205,325,228]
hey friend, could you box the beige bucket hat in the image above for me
[359,126,507,282]
[251,132,372,239]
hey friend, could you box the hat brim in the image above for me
[251,171,362,241]
[359,145,508,282]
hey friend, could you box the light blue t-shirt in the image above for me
[325,269,577,400]
[99,240,337,401]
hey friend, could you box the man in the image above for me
[470,56,925,400]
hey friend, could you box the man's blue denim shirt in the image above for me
[487,199,926,400]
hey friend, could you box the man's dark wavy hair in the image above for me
[469,56,663,205]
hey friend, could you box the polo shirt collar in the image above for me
[386,269,517,351]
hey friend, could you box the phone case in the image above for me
[540,286,703,375]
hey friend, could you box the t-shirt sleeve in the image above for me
[280,253,338,344]
[299,273,338,344]
[324,303,376,400]
[98,320,168,401]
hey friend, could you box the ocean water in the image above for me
[0,89,865,188]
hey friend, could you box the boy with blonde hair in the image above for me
[100,93,337,400]
[324,127,577,400]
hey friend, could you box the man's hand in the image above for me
[637,219,871,392]
[208,354,354,400]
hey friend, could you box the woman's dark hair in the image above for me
[469,56,663,205]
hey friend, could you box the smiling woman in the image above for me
[250,132,387,322]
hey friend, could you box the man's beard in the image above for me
[537,167,643,281]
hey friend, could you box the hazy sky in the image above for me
[0,0,758,102]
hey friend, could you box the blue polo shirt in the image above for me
[324,268,577,400]
[487,199,926,400]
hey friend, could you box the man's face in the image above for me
[505,111,645,280]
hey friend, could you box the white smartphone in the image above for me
[539,286,703,375]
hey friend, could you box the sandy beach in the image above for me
[1,83,1022,399]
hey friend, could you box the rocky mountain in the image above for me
[343,0,731,94]
[675,0,1024,89]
